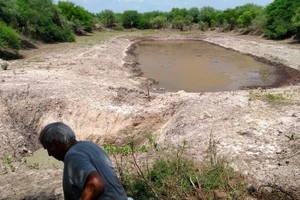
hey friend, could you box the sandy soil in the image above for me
[0,31,299,199]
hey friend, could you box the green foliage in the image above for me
[137,12,157,29]
[292,7,300,39]
[0,21,20,51]
[16,0,75,43]
[97,10,116,28]
[2,0,300,46]
[151,158,197,196]
[264,93,285,102]
[235,4,264,28]
[198,6,218,27]
[122,10,140,29]
[220,8,239,30]
[58,1,94,34]
[2,155,16,173]
[171,16,186,31]
[122,141,202,199]
[103,143,148,156]
[248,91,286,103]
[250,10,267,34]
[150,16,168,29]
[168,8,189,21]
[36,23,75,43]
[188,7,200,23]
[105,134,248,200]
[264,0,300,39]
[200,162,233,191]
[0,0,18,26]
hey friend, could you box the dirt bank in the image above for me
[0,31,299,199]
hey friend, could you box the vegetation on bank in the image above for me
[0,0,300,59]
[103,133,299,200]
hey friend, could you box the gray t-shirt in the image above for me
[63,141,127,200]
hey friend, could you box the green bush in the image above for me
[0,21,20,51]
[123,152,201,199]
[96,10,116,29]
[105,137,247,200]
[122,10,140,29]
[16,0,75,43]
[0,0,18,26]
[292,7,300,39]
[264,0,300,39]
[58,1,94,34]
[37,24,75,43]
[104,133,299,199]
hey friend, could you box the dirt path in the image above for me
[0,32,299,199]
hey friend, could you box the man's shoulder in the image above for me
[68,141,103,154]
[64,142,93,162]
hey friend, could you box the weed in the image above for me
[2,155,16,173]
[1,62,8,70]
[103,143,148,156]
[248,90,286,103]
[264,93,285,102]
[104,133,299,199]
[105,134,248,200]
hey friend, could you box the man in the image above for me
[39,122,128,200]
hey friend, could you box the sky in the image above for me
[54,0,274,14]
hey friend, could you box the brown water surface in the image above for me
[136,40,282,92]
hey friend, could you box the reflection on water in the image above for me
[136,40,281,92]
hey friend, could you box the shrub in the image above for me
[105,136,248,200]
[105,132,300,199]
[0,21,20,51]
[264,0,300,39]
[58,1,94,34]
[248,91,286,103]
[37,24,75,43]
[1,62,8,70]
[16,0,75,43]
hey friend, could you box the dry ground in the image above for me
[0,31,299,199]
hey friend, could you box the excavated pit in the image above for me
[0,32,300,199]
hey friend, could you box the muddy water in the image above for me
[25,149,63,169]
[136,40,282,92]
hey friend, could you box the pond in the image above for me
[136,40,284,92]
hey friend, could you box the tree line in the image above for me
[0,0,300,58]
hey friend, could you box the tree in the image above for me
[198,6,218,27]
[250,10,267,34]
[16,0,75,42]
[264,0,300,39]
[150,15,168,29]
[221,8,238,30]
[235,4,264,28]
[137,11,164,29]
[58,1,94,33]
[122,10,140,29]
[0,0,18,26]
[97,10,116,28]
[172,16,185,31]
[168,8,188,22]
[292,7,300,39]
[188,7,200,23]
